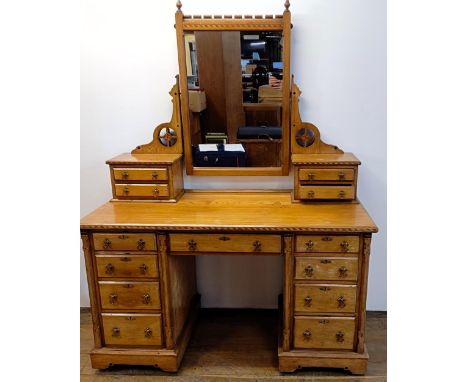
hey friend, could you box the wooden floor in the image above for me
[81,309,386,382]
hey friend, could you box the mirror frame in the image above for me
[175,4,292,176]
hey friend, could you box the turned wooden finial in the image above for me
[176,0,182,11]
[284,0,290,11]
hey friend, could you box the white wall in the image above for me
[81,0,386,310]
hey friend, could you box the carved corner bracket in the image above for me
[290,76,343,154]
[132,76,183,155]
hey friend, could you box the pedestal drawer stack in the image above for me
[293,234,360,351]
[92,233,163,348]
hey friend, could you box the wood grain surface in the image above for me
[81,191,378,232]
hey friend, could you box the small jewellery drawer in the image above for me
[298,185,355,200]
[294,284,357,313]
[113,168,168,182]
[294,316,355,350]
[169,233,282,253]
[99,281,161,310]
[295,257,358,281]
[298,168,354,182]
[93,233,156,251]
[115,184,169,198]
[102,313,162,346]
[296,235,359,253]
[95,253,159,279]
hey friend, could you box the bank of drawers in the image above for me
[107,152,186,202]
[112,167,170,200]
[169,233,282,254]
[92,233,163,347]
[293,234,360,351]
[294,166,358,202]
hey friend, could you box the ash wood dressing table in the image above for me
[81,1,378,375]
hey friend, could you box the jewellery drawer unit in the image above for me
[292,154,361,202]
[81,191,377,374]
[107,153,184,202]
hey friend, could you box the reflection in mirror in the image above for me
[184,31,284,168]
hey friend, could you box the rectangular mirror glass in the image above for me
[184,30,284,168]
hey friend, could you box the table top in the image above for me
[80,191,378,233]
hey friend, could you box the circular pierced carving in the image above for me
[295,128,315,147]
[158,127,177,147]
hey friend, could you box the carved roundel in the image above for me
[295,128,315,147]
[158,127,177,147]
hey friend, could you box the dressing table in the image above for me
[81,1,378,375]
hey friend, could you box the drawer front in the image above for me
[294,284,357,313]
[294,316,355,350]
[113,168,168,182]
[298,185,355,200]
[169,233,282,253]
[295,257,358,281]
[298,168,355,182]
[99,281,161,310]
[93,233,156,251]
[296,235,359,253]
[115,184,169,198]
[102,313,162,346]
[95,254,159,279]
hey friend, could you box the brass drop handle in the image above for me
[137,239,146,250]
[122,171,129,179]
[304,264,314,276]
[340,241,350,252]
[303,329,312,339]
[111,327,120,337]
[308,190,315,198]
[305,240,315,251]
[153,188,160,196]
[338,172,345,180]
[336,330,345,343]
[103,238,111,249]
[307,173,315,180]
[109,293,117,304]
[144,327,153,338]
[337,296,346,308]
[142,293,151,305]
[253,240,262,251]
[105,263,114,274]
[152,171,159,179]
[139,264,148,274]
[338,190,346,198]
[304,295,312,306]
[339,266,348,277]
[123,187,130,195]
[188,239,197,251]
